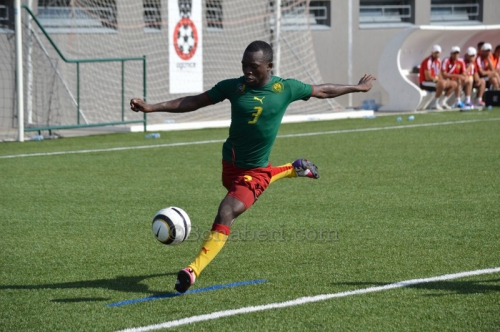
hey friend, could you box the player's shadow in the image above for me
[0,272,178,303]
[333,278,500,296]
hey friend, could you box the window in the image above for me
[143,0,161,32]
[0,0,14,32]
[359,0,413,27]
[206,0,222,30]
[309,1,331,27]
[431,0,481,25]
[37,0,117,33]
[269,0,331,30]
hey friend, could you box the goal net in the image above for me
[0,0,343,141]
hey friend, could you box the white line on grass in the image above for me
[0,139,226,159]
[2,117,500,159]
[117,267,500,332]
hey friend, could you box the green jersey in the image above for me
[206,76,313,169]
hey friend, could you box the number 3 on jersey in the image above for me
[248,106,263,124]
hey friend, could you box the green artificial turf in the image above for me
[1,109,499,331]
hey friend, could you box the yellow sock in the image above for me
[188,230,228,277]
[270,163,297,184]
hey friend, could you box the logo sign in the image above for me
[169,0,203,93]
[173,17,198,60]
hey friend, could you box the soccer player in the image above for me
[476,43,500,90]
[130,40,375,293]
[492,44,500,76]
[441,46,469,108]
[418,45,456,110]
[463,47,486,107]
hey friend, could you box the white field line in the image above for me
[117,267,500,332]
[0,139,226,159]
[2,118,499,160]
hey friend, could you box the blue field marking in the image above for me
[107,279,267,308]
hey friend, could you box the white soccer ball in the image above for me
[152,207,191,245]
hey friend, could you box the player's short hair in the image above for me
[244,41,273,63]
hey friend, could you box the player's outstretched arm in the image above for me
[311,74,376,99]
[130,93,212,114]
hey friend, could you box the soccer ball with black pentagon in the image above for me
[152,207,191,245]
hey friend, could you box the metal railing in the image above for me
[269,2,331,29]
[431,3,480,22]
[359,5,412,23]
[22,5,147,134]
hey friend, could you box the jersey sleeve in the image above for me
[205,78,237,104]
[441,58,448,71]
[285,78,313,101]
[475,56,483,70]
[422,58,431,71]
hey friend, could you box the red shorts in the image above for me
[222,160,272,209]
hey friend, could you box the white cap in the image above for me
[432,45,442,53]
[467,47,477,56]
[482,43,492,51]
[451,46,460,53]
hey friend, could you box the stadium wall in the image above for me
[311,0,500,109]
[1,1,500,139]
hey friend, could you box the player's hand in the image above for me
[130,98,152,113]
[357,74,376,92]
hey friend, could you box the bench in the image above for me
[377,24,500,112]
[401,69,435,110]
